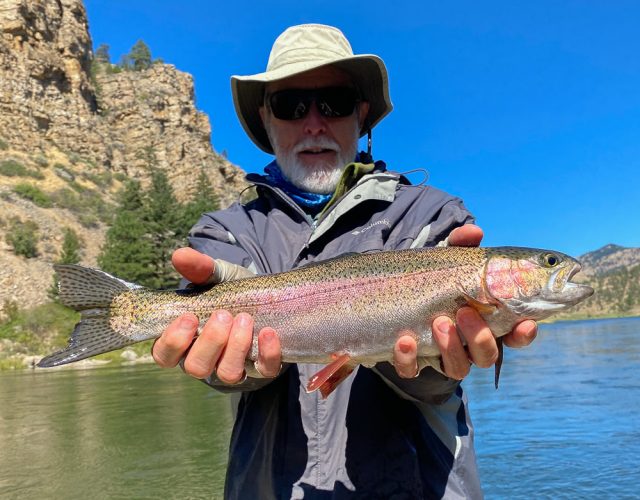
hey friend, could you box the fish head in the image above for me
[484,247,594,320]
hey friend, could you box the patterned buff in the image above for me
[263,160,333,213]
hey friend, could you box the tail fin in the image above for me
[37,265,143,368]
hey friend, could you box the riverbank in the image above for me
[0,344,156,371]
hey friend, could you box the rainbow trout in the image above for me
[38,247,593,395]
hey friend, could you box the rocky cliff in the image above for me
[0,0,247,313]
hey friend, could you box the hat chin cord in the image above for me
[359,119,373,164]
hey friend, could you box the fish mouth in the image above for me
[547,261,594,305]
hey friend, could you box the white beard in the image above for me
[266,122,360,194]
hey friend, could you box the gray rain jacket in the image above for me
[188,163,483,499]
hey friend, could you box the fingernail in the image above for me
[261,329,275,343]
[178,315,197,331]
[434,318,451,335]
[399,341,412,354]
[236,313,252,327]
[214,310,232,324]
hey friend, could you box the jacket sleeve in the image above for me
[374,196,475,404]
[185,212,284,393]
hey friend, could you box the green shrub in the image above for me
[81,170,113,188]
[0,137,8,150]
[34,155,49,168]
[69,181,87,193]
[78,213,100,228]
[2,300,20,321]
[50,186,113,224]
[6,218,39,258]
[0,160,44,179]
[0,301,80,353]
[0,159,27,176]
[68,152,81,165]
[13,183,52,208]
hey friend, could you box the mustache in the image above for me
[293,137,340,154]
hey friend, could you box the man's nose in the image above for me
[302,102,327,135]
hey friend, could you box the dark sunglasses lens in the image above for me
[269,90,311,120]
[317,88,358,117]
[269,88,358,120]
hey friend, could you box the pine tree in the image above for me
[129,40,152,71]
[98,180,155,285]
[49,228,83,301]
[59,228,82,264]
[95,44,111,64]
[144,169,181,288]
[179,168,220,239]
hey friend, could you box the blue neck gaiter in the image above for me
[264,161,333,212]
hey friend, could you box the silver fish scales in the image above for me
[38,246,593,395]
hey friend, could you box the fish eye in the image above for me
[543,253,560,267]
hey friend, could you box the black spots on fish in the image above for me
[37,315,134,367]
[54,264,140,310]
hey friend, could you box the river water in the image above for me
[0,317,638,499]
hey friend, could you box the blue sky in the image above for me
[84,1,640,257]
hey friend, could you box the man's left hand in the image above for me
[392,224,538,380]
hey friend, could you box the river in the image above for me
[0,317,638,499]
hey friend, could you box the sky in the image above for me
[83,1,640,257]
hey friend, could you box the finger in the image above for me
[152,313,199,368]
[503,320,538,348]
[255,327,282,377]
[183,310,233,379]
[456,307,499,368]
[448,224,484,247]
[393,334,419,378]
[216,313,254,384]
[172,247,215,284]
[432,316,470,380]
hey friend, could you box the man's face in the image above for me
[259,66,370,194]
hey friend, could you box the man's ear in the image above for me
[259,106,267,127]
[358,101,370,131]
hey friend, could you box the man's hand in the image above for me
[392,224,538,380]
[151,248,282,383]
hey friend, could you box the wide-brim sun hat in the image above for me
[231,23,393,154]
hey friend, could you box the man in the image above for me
[152,24,536,499]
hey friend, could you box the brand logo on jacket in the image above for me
[351,218,391,236]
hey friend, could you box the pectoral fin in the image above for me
[458,288,498,315]
[456,284,503,389]
[306,353,353,398]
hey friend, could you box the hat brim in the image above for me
[231,55,393,154]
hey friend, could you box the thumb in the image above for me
[171,247,215,284]
[447,224,484,247]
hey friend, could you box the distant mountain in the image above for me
[579,244,640,277]
[556,244,640,319]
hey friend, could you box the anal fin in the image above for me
[319,365,354,399]
[306,354,352,398]
[494,337,504,389]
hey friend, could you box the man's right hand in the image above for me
[151,248,282,383]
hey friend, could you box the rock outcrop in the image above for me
[0,0,247,313]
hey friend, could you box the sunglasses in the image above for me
[267,87,360,120]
